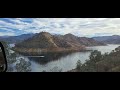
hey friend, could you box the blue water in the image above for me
[22,44,120,72]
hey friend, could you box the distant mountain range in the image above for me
[93,35,120,44]
[13,32,105,54]
[0,33,35,44]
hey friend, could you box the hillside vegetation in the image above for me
[70,46,120,72]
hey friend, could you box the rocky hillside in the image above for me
[63,33,105,46]
[13,32,105,54]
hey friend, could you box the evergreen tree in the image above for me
[76,60,82,71]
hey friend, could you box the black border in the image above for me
[0,3,120,83]
[0,2,119,18]
[0,42,7,72]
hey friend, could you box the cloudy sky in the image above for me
[0,18,120,37]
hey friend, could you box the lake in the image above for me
[13,44,120,72]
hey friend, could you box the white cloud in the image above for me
[0,32,15,36]
[1,18,120,37]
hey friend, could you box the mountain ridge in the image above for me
[0,33,35,44]
[93,35,120,44]
[13,32,106,54]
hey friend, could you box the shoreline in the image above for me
[12,44,108,56]
[12,47,93,56]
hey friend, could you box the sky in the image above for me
[0,18,120,37]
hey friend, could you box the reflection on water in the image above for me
[20,44,120,72]
[29,51,91,72]
[26,51,90,65]
[27,52,76,65]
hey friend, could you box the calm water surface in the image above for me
[20,44,120,72]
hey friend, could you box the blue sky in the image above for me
[0,18,120,37]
